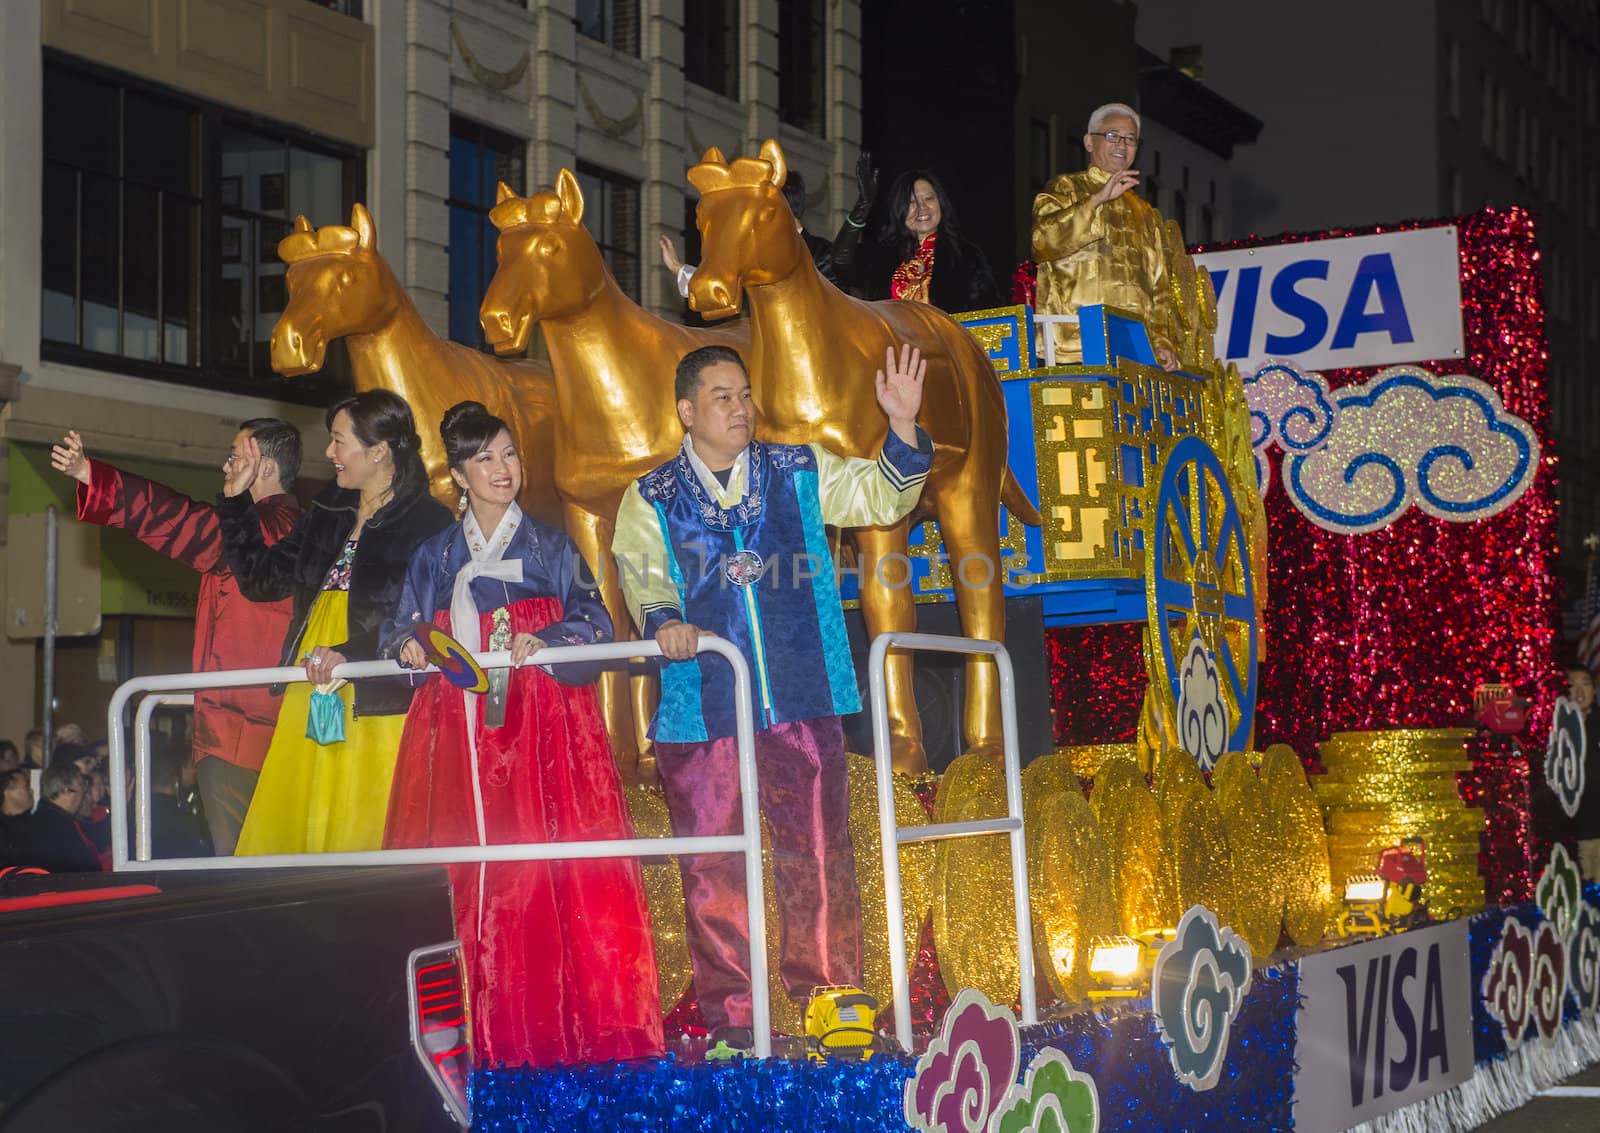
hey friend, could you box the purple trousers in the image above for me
[655,715,863,1030]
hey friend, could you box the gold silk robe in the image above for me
[1032,165,1180,365]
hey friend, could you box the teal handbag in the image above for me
[305,688,347,745]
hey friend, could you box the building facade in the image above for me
[0,0,864,745]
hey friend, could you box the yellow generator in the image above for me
[803,986,881,1061]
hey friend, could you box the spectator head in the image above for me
[1,768,33,816]
[149,738,185,797]
[22,730,44,768]
[53,723,87,749]
[325,389,429,504]
[77,766,107,819]
[238,417,303,490]
[1568,667,1595,712]
[0,740,18,772]
[39,762,85,814]
[52,742,96,776]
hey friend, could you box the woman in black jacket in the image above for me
[218,389,452,855]
[831,166,999,312]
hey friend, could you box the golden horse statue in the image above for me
[478,171,751,782]
[687,141,1041,773]
[270,204,562,528]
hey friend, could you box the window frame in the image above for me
[445,116,528,350]
[39,51,364,406]
[574,162,642,302]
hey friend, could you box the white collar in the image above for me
[682,435,749,505]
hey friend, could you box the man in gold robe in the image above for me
[1032,102,1181,371]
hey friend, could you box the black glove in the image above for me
[847,151,878,227]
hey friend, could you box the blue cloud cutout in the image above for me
[1151,903,1254,1092]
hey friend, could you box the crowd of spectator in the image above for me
[0,723,211,874]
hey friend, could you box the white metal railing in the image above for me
[868,632,1036,1051]
[106,638,774,1057]
[133,693,195,863]
[1033,312,1079,367]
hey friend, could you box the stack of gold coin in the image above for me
[1313,729,1486,917]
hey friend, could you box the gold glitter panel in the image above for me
[624,783,693,1015]
[1094,769,1168,938]
[1211,750,1254,813]
[1051,742,1137,780]
[1261,746,1334,946]
[1023,751,1086,827]
[845,754,936,1021]
[1216,763,1283,957]
[1168,778,1236,929]
[1029,787,1117,1004]
[934,763,1020,1004]
[1313,729,1486,918]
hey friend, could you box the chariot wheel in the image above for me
[1145,434,1259,757]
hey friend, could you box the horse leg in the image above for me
[853,523,926,775]
[932,482,1008,761]
[563,502,650,784]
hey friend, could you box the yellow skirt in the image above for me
[235,590,406,855]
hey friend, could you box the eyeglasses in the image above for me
[1090,131,1140,147]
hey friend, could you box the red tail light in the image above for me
[408,942,472,1129]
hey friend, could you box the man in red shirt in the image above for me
[51,420,302,854]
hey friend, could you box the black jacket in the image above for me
[217,484,453,717]
[1576,705,1600,840]
[833,229,1000,312]
[13,805,102,873]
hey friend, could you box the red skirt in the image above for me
[385,597,662,1066]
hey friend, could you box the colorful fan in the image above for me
[411,622,489,693]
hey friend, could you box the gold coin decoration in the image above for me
[1262,745,1334,945]
[624,783,693,1016]
[845,753,936,1022]
[1024,750,1088,823]
[1211,750,1253,812]
[1215,761,1283,957]
[1097,774,1168,938]
[1053,742,1138,780]
[1313,729,1486,917]
[1029,787,1117,1004]
[1168,777,1236,929]
[934,756,1019,1004]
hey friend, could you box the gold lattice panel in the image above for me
[1030,364,1208,583]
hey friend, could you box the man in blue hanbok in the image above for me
[613,342,932,1048]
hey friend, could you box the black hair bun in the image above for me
[440,400,491,441]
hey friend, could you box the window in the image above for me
[778,0,826,136]
[576,0,640,56]
[447,118,525,349]
[41,58,360,398]
[685,0,740,97]
[575,164,640,300]
[305,0,364,16]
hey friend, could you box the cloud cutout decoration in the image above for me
[1484,917,1534,1049]
[1530,920,1569,1041]
[1244,361,1339,453]
[1569,903,1600,1017]
[1151,904,1254,1092]
[1176,635,1229,773]
[989,1050,1101,1133]
[1536,843,1582,944]
[905,987,1021,1133]
[1545,698,1587,820]
[1283,366,1539,535]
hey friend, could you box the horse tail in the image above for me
[1002,467,1042,526]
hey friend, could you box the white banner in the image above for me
[1194,227,1464,374]
[1294,919,1474,1133]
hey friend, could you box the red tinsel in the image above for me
[1036,208,1560,901]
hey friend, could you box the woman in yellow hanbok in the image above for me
[216,390,452,854]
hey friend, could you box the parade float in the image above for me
[103,137,1597,1131]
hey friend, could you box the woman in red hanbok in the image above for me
[382,401,660,1067]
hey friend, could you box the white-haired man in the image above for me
[1032,101,1181,371]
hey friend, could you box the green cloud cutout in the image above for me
[990,1050,1100,1133]
[1537,843,1582,943]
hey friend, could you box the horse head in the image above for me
[270,203,400,376]
[480,170,610,354]
[686,139,806,320]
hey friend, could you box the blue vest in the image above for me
[640,442,860,742]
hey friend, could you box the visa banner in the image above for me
[1293,919,1474,1132]
[1193,227,1464,374]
